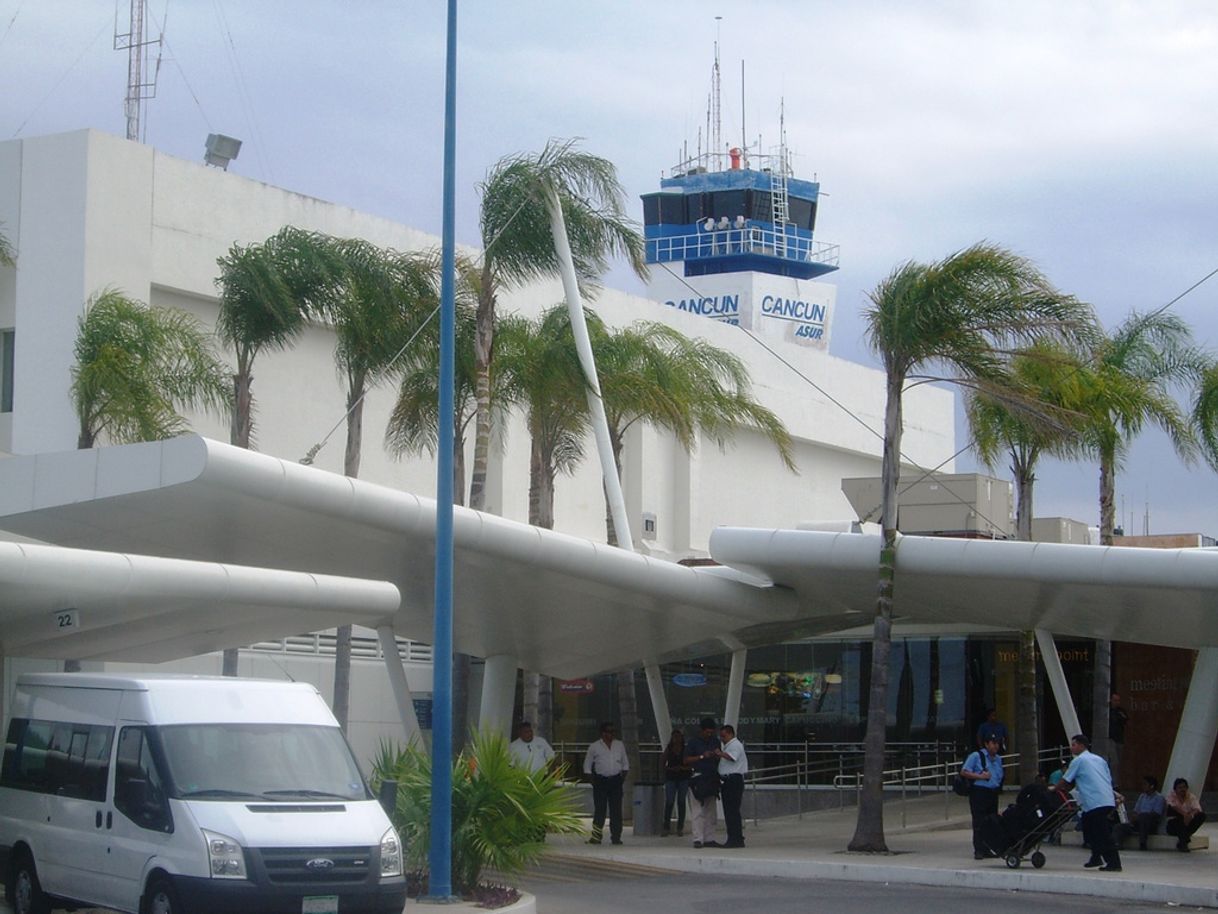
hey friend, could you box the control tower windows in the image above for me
[789,197,817,231]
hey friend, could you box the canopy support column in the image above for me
[377,626,421,746]
[645,662,672,739]
[1035,629,1081,740]
[478,653,517,738]
[1165,647,1218,792]
[724,649,747,729]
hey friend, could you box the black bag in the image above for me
[953,749,988,796]
[691,774,720,800]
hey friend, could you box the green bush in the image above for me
[371,731,584,895]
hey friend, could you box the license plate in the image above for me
[302,896,339,914]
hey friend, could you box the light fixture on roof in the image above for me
[204,134,242,171]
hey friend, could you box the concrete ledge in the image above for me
[406,890,536,912]
[587,850,1218,909]
[1060,831,1210,850]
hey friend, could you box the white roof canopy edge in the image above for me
[709,527,1218,649]
[0,437,802,675]
[0,540,401,661]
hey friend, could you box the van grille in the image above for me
[256,846,373,885]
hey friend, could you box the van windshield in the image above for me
[156,724,370,802]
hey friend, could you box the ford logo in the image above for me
[305,858,335,871]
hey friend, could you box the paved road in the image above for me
[516,855,1205,913]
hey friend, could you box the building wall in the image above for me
[0,129,959,754]
[0,129,956,554]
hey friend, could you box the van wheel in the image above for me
[11,854,52,914]
[144,876,180,914]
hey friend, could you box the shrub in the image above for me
[372,731,584,895]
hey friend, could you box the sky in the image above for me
[3,0,1218,535]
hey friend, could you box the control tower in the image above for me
[642,131,840,350]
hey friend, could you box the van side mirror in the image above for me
[377,779,397,816]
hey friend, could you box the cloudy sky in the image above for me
[4,1,1218,534]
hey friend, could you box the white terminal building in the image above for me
[2,127,954,763]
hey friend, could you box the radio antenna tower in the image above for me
[711,16,722,160]
[114,0,163,142]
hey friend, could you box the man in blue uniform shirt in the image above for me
[1061,733,1122,871]
[961,734,1004,859]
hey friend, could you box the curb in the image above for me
[589,851,1218,909]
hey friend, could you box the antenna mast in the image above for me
[114,0,162,142]
[712,16,722,162]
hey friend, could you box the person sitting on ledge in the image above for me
[1120,774,1165,850]
[1165,777,1207,852]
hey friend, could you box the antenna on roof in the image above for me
[712,16,722,162]
[113,0,162,142]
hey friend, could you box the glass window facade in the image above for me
[547,635,1097,767]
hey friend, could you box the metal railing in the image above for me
[647,226,839,268]
[552,739,959,788]
[830,744,1072,828]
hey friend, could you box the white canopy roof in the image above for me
[709,527,1218,650]
[0,437,814,676]
[0,540,400,662]
[1,436,1215,673]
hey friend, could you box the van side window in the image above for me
[1,718,114,800]
[115,727,173,833]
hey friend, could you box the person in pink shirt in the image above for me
[1165,777,1207,852]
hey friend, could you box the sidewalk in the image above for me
[549,794,1218,909]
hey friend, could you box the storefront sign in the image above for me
[559,679,595,694]
[672,672,708,688]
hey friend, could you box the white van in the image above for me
[0,674,406,914]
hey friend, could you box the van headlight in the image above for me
[203,829,248,879]
[379,827,402,878]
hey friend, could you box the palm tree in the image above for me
[1076,310,1205,762]
[467,139,646,513]
[308,235,439,732]
[496,306,591,738]
[851,243,1093,852]
[386,267,507,754]
[214,225,338,677]
[967,341,1091,785]
[596,319,795,540]
[71,289,229,449]
[592,317,795,799]
[215,226,326,450]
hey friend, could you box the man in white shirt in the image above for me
[583,721,629,845]
[508,721,554,774]
[716,724,749,848]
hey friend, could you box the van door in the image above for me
[94,725,176,913]
[17,719,115,906]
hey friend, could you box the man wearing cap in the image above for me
[1060,733,1122,872]
[961,734,1004,859]
[684,717,721,849]
[583,721,629,845]
[508,720,554,774]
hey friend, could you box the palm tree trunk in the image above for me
[617,669,643,822]
[231,369,253,450]
[603,432,643,818]
[332,379,366,733]
[452,417,470,752]
[77,424,95,449]
[223,359,255,677]
[1091,449,1116,760]
[849,371,902,853]
[468,267,495,512]
[1013,460,1040,785]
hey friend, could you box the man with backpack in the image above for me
[961,734,1004,859]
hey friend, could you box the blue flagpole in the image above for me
[427,0,458,900]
